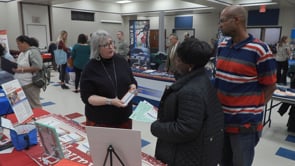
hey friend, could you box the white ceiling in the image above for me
[183,0,295,9]
[17,0,146,5]
[15,0,295,15]
[16,0,295,6]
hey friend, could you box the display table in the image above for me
[0,108,50,166]
[264,88,295,127]
[132,68,175,107]
[42,53,53,67]
[42,53,52,63]
[0,88,14,116]
[0,108,166,166]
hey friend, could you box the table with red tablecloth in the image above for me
[0,108,50,166]
[0,108,166,166]
[42,53,52,63]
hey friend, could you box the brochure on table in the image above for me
[1,79,33,124]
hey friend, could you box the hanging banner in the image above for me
[129,20,150,67]
[0,30,10,53]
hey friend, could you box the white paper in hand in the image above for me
[121,90,136,106]
[129,100,157,123]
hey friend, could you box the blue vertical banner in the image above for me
[129,20,150,67]
[291,29,295,39]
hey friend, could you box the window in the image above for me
[71,11,95,21]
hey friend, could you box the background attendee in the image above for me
[57,30,71,89]
[116,31,129,62]
[29,37,41,61]
[276,35,291,85]
[215,5,277,166]
[151,38,224,166]
[276,36,295,131]
[165,33,179,74]
[71,33,90,93]
[80,30,137,129]
[183,32,190,41]
[13,35,43,109]
[0,43,16,87]
[0,43,5,58]
[0,43,15,62]
[47,41,57,71]
[210,37,218,57]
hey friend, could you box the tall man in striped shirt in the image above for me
[215,5,277,166]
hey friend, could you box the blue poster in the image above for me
[129,20,150,67]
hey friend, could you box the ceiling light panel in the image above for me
[116,0,132,4]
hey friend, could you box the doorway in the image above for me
[149,29,166,53]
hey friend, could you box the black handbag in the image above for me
[32,66,50,91]
[32,70,46,88]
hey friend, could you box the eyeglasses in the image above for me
[99,41,114,48]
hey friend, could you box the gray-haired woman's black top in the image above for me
[80,54,137,124]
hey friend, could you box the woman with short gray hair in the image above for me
[80,30,137,129]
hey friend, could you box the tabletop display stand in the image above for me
[86,126,142,166]
[35,122,69,165]
[103,145,125,166]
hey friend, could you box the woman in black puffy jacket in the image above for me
[151,38,224,166]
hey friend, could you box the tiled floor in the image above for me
[41,71,295,166]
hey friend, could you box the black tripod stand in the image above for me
[103,145,125,166]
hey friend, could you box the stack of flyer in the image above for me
[129,100,157,123]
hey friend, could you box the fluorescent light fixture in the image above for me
[116,0,132,4]
[165,7,214,13]
[240,0,272,3]
[207,0,232,6]
[207,0,276,6]
[240,2,277,7]
[100,20,122,24]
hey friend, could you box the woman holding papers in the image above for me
[150,38,224,166]
[13,35,43,109]
[80,30,137,129]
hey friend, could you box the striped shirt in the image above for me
[215,34,277,125]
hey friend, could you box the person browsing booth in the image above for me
[151,38,224,166]
[214,5,277,166]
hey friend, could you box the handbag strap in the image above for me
[24,134,30,150]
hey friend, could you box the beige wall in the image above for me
[0,1,295,50]
[0,3,8,31]
[51,7,123,47]
[22,4,50,49]
[0,1,22,50]
[279,8,295,39]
